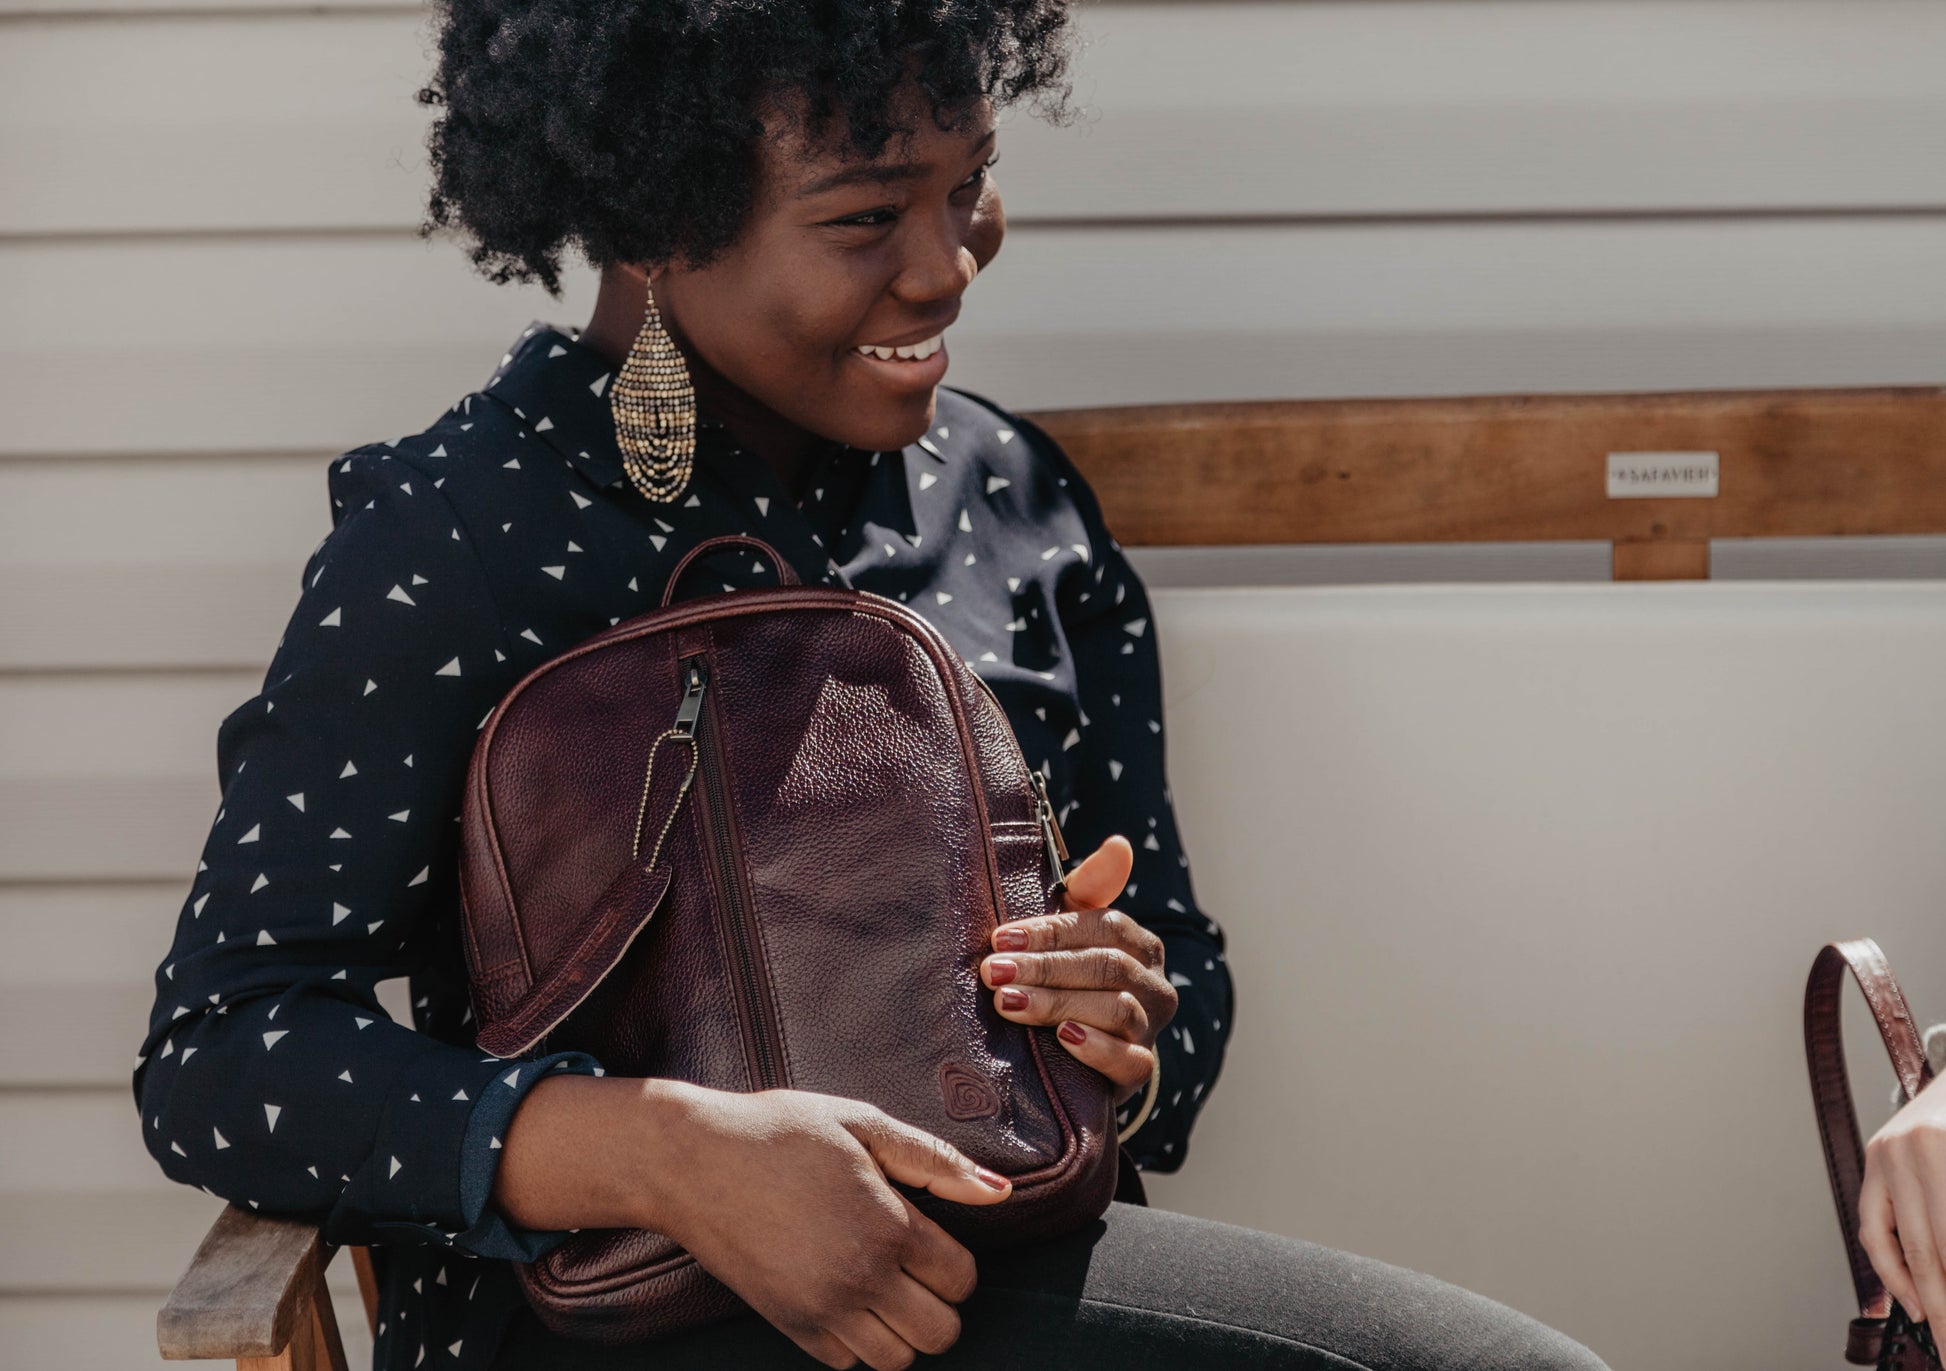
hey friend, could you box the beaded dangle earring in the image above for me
[610,272,697,503]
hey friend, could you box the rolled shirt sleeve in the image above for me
[1021,414,1237,1173]
[131,448,603,1259]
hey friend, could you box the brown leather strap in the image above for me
[660,535,799,608]
[1805,939,1935,1345]
[476,860,673,1058]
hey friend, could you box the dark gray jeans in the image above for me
[490,1202,1611,1370]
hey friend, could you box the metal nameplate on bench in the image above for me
[1606,451,1719,499]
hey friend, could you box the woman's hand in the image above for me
[496,1077,1010,1370]
[653,1086,1014,1369]
[1860,1077,1946,1325]
[980,835,1177,1105]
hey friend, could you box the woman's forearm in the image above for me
[491,1073,700,1233]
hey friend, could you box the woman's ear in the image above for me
[583,262,664,371]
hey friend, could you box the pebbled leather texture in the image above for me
[459,542,1118,1344]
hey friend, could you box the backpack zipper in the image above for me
[1030,768,1071,896]
[679,655,786,1091]
[961,664,1071,896]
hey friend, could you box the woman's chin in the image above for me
[835,393,939,455]
[834,345,950,451]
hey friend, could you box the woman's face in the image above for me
[650,84,1005,457]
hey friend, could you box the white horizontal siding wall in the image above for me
[3,2,1943,1367]
[1140,581,1946,1371]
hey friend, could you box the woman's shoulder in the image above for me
[301,386,593,652]
[934,384,1096,496]
[327,381,514,478]
[936,384,1057,459]
[321,379,576,551]
[935,385,1117,547]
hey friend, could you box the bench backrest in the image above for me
[1030,387,1946,579]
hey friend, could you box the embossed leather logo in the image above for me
[939,1061,1002,1121]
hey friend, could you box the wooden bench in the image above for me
[1051,386,1946,581]
[156,383,1946,1368]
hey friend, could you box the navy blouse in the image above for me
[133,320,1234,1371]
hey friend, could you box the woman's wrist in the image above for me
[492,1073,704,1234]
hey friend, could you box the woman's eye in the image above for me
[825,156,1004,231]
[961,152,1000,194]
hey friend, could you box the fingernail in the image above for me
[1058,1021,1087,1045]
[975,1166,1010,1191]
[999,987,1029,1011]
[986,958,1018,986]
[994,926,1028,952]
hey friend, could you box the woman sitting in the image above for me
[134,1,1611,1366]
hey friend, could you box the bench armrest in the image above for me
[157,1203,334,1360]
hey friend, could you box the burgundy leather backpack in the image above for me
[458,535,1119,1343]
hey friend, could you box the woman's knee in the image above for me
[1449,1312,1610,1371]
[1037,1204,1612,1371]
[1338,1265,1612,1371]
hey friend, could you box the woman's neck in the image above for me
[581,269,835,501]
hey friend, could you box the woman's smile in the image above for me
[853,329,945,361]
[850,330,950,389]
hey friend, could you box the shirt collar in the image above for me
[480,319,689,491]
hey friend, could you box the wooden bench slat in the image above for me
[1032,389,1946,555]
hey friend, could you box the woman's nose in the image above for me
[894,208,984,304]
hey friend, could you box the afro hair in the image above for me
[416,0,1079,295]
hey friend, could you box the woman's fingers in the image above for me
[982,835,1173,1097]
[982,938,1177,1050]
[1058,835,1133,913]
[1861,1080,1946,1326]
[1862,1154,1924,1320]
[1049,1022,1156,1096]
[1889,1162,1946,1324]
[843,1109,1012,1206]
[991,906,1164,968]
[788,1327,860,1370]
[993,984,1149,1043]
[873,1267,966,1358]
[985,945,1152,993]
[893,1194,980,1305]
[810,1195,973,1369]
[831,1307,920,1371]
[1918,1139,1946,1326]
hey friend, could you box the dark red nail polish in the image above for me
[986,958,1018,986]
[994,926,1028,952]
[975,1166,1010,1191]
[1058,1021,1087,1045]
[999,987,1029,1011]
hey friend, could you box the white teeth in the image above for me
[857,332,942,362]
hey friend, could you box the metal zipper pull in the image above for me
[631,661,707,869]
[673,660,709,737]
[1031,769,1070,894]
